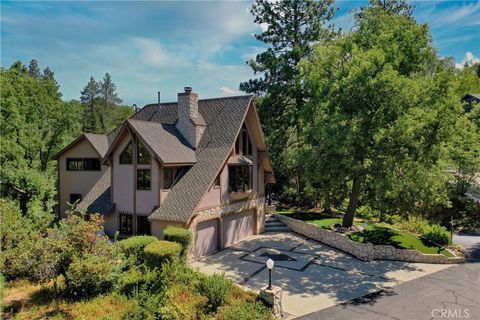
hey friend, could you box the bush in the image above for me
[119,236,157,264]
[158,283,207,320]
[65,253,120,298]
[356,205,380,221]
[197,273,233,313]
[218,301,272,320]
[381,214,402,225]
[422,225,450,246]
[143,240,181,269]
[164,226,192,257]
[116,267,144,296]
[396,215,430,234]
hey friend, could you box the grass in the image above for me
[349,224,453,257]
[278,210,453,257]
[278,210,362,229]
[2,279,136,320]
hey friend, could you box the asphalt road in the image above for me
[298,263,480,320]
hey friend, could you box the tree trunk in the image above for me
[342,174,361,227]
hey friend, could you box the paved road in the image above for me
[298,263,480,320]
[453,233,480,261]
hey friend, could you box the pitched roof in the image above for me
[71,95,254,221]
[53,133,108,159]
[76,167,114,215]
[127,119,196,165]
[149,95,253,222]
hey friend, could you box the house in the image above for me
[54,87,275,257]
[462,93,480,112]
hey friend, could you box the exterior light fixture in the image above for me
[266,258,274,290]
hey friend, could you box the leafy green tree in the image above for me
[1,61,81,214]
[300,5,472,226]
[99,72,123,132]
[80,76,100,132]
[241,0,336,204]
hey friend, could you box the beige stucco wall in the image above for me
[113,131,134,213]
[58,138,107,216]
[197,184,221,210]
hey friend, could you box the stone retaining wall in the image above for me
[277,214,465,264]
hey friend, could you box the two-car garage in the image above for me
[195,210,255,257]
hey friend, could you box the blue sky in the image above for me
[1,1,479,106]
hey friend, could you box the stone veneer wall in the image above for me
[277,214,465,264]
[188,197,266,257]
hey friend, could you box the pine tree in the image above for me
[28,59,41,79]
[99,73,122,132]
[240,0,335,205]
[80,76,100,132]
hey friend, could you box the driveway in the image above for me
[191,232,453,318]
[453,233,480,261]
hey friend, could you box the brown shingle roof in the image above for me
[127,119,196,164]
[84,133,109,158]
[76,167,113,215]
[149,95,253,222]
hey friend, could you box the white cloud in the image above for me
[219,86,238,94]
[455,51,480,69]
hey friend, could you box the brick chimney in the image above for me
[176,87,206,148]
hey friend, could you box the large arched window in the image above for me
[235,123,252,155]
[137,141,151,164]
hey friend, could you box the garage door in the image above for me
[223,210,255,247]
[195,219,219,257]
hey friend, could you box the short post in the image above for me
[450,216,454,245]
[260,258,283,317]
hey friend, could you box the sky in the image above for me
[1,1,479,107]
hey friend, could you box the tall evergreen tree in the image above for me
[80,76,100,132]
[99,73,122,132]
[240,0,336,205]
[28,59,41,79]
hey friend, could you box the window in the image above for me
[119,141,133,164]
[228,165,252,193]
[137,216,151,235]
[213,174,220,189]
[69,193,82,204]
[137,169,151,190]
[234,123,252,155]
[163,168,176,189]
[137,141,151,164]
[119,214,133,234]
[67,158,100,171]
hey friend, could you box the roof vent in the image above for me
[184,86,192,93]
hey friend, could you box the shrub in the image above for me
[422,225,450,246]
[356,205,380,221]
[116,266,144,296]
[119,236,157,264]
[158,283,207,320]
[164,226,192,257]
[143,240,181,269]
[65,253,120,298]
[381,214,402,225]
[196,273,233,313]
[396,215,430,234]
[218,301,272,320]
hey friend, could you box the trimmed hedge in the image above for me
[119,235,157,264]
[422,224,450,246]
[143,240,181,268]
[164,226,192,257]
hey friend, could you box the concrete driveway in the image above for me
[191,232,453,318]
[453,233,480,261]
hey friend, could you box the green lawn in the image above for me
[278,211,453,257]
[278,210,362,229]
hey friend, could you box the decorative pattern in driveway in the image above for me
[191,232,453,318]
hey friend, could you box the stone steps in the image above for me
[264,215,291,233]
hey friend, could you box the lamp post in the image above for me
[266,258,274,290]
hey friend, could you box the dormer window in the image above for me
[235,123,252,155]
[137,141,151,164]
[119,141,133,164]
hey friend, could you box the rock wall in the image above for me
[277,214,465,264]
